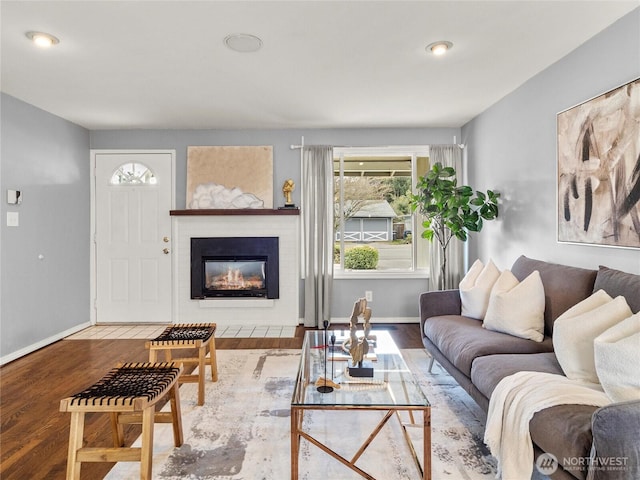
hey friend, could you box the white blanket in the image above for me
[484,371,611,479]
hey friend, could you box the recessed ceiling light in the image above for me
[26,31,60,48]
[224,33,263,53]
[426,41,453,56]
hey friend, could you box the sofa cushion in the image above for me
[511,255,597,336]
[471,353,597,480]
[470,352,563,399]
[423,315,553,377]
[593,265,640,313]
[530,405,597,480]
[591,400,640,480]
[483,270,545,342]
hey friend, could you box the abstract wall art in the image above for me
[557,78,640,248]
[186,146,273,209]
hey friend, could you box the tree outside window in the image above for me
[333,148,429,273]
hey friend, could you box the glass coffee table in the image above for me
[291,330,431,480]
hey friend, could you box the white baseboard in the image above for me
[0,321,91,366]
[329,316,419,324]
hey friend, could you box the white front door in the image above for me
[93,151,174,323]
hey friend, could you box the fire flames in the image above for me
[206,266,264,290]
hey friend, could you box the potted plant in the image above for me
[410,162,500,290]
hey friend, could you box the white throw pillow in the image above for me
[594,312,640,402]
[460,259,500,319]
[553,292,632,384]
[483,270,545,342]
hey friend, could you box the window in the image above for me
[334,146,430,275]
[110,162,157,185]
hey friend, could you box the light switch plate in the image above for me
[7,212,19,227]
[7,190,22,205]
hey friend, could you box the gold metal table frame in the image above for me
[290,330,431,480]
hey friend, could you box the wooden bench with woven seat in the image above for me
[59,361,183,480]
[146,323,218,406]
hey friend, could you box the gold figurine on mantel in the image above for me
[281,179,296,208]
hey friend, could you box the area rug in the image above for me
[105,348,498,480]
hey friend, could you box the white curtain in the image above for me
[429,145,464,290]
[301,145,334,327]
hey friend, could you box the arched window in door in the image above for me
[109,162,157,185]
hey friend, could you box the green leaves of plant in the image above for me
[409,162,500,250]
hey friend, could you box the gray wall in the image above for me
[1,93,90,360]
[5,8,637,359]
[90,128,457,210]
[462,9,640,275]
[90,127,458,319]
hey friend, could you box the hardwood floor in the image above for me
[0,323,423,479]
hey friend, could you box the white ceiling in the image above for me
[1,1,637,130]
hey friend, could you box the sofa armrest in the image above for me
[589,399,640,480]
[419,289,461,337]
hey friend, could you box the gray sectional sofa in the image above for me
[419,255,640,480]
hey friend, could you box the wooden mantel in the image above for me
[170,208,299,216]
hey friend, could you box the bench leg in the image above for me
[66,411,85,480]
[170,382,184,446]
[140,406,155,480]
[208,336,218,382]
[110,412,125,446]
[197,345,206,406]
[148,348,158,363]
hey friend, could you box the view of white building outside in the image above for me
[333,147,430,274]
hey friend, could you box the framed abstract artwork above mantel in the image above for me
[557,77,640,249]
[186,146,274,209]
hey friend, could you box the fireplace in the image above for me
[191,237,279,299]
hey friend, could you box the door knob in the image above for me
[163,237,170,243]
[163,248,170,254]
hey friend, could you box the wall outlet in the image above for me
[365,290,373,302]
[6,212,19,227]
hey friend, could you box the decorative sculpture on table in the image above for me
[341,297,376,377]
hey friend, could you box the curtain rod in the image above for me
[289,136,353,150]
[290,135,465,150]
[290,144,363,150]
[452,135,466,149]
[289,143,465,150]
[290,135,305,150]
[433,143,466,149]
